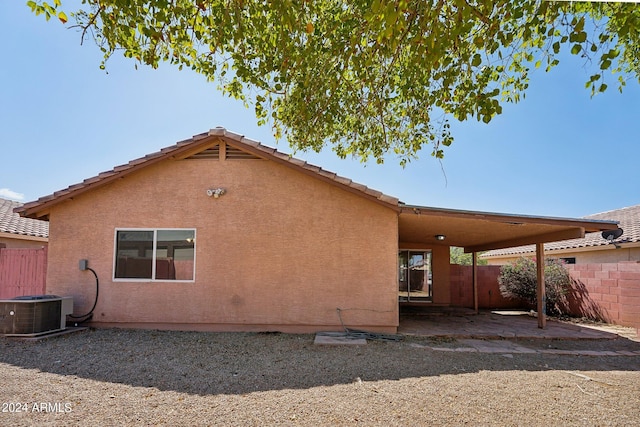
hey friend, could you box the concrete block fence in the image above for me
[450,262,640,332]
[565,262,640,331]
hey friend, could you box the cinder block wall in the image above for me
[451,262,640,332]
[565,262,640,331]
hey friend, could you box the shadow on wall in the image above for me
[564,277,609,322]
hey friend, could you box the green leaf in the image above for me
[570,44,581,55]
[58,11,68,24]
[571,31,587,44]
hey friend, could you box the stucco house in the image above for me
[0,197,48,249]
[15,128,620,333]
[481,205,640,265]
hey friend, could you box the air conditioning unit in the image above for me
[0,295,73,337]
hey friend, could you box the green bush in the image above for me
[498,257,570,316]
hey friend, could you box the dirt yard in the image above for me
[1,328,639,426]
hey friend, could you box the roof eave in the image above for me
[399,204,619,233]
[16,133,221,220]
[222,139,399,211]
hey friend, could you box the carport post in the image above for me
[472,252,478,314]
[536,243,546,329]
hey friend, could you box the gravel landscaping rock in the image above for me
[1,328,639,426]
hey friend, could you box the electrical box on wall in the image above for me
[79,259,89,271]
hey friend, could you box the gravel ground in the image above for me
[1,328,639,426]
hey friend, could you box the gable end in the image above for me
[185,142,262,160]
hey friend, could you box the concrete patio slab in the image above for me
[398,310,637,341]
[458,339,538,354]
[419,338,640,357]
[314,333,367,345]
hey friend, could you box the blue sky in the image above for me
[1,2,638,218]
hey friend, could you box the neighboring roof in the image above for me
[481,204,640,258]
[15,127,399,220]
[0,197,48,239]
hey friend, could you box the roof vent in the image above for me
[187,145,220,160]
[225,146,261,160]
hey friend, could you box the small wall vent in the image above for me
[225,146,261,160]
[187,145,220,160]
[185,143,262,160]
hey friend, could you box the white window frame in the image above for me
[113,228,196,282]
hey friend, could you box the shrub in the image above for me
[498,257,570,315]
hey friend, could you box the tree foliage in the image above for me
[450,247,487,265]
[28,0,640,164]
[498,257,570,315]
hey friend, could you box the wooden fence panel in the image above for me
[450,264,523,310]
[0,247,47,299]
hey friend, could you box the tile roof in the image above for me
[0,197,49,238]
[15,127,399,219]
[481,204,640,258]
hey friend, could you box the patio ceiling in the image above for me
[398,204,620,253]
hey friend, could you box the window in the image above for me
[114,229,195,281]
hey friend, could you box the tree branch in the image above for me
[463,0,491,26]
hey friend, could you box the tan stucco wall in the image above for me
[0,234,48,249]
[46,156,399,333]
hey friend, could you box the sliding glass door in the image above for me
[398,250,432,302]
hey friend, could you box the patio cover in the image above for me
[399,204,621,329]
[398,204,620,253]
